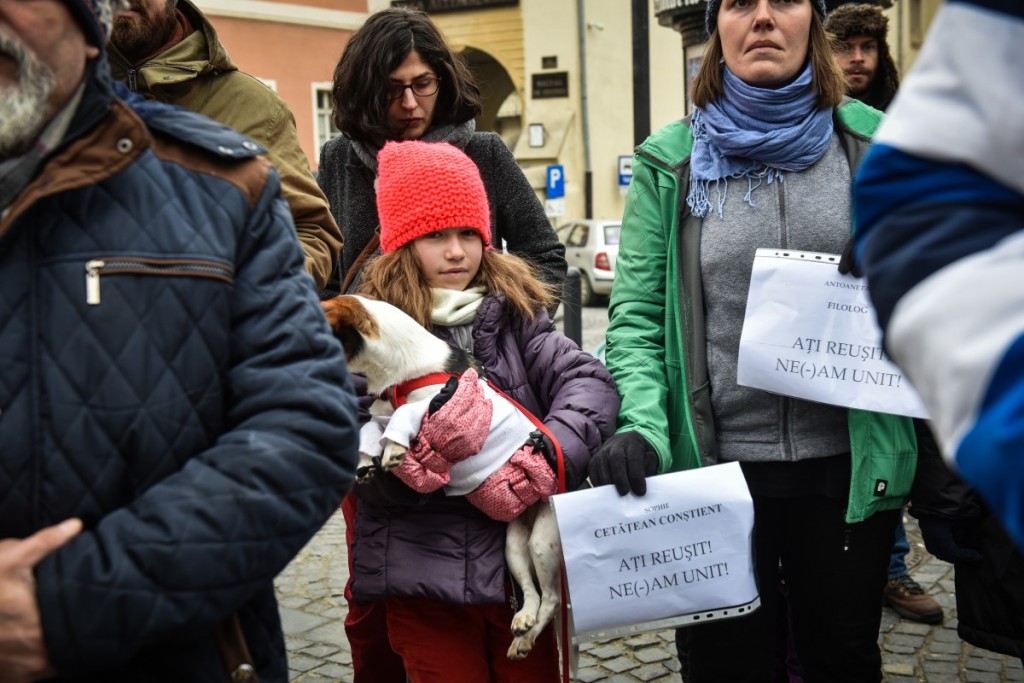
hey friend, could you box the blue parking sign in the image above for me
[546,164,565,199]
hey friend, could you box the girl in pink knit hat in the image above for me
[347,139,619,683]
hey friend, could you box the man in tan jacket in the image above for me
[108,0,342,291]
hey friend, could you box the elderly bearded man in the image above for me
[0,0,358,680]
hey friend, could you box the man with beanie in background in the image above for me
[0,0,358,680]
[825,3,900,111]
[826,3,944,628]
[107,0,343,293]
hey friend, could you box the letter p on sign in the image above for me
[546,164,565,199]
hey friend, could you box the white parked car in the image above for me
[556,220,620,306]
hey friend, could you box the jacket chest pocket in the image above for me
[33,254,237,481]
[85,257,234,305]
[39,254,237,408]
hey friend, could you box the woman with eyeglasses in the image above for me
[591,0,917,680]
[317,6,566,300]
[317,7,566,683]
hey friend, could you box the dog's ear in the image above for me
[321,296,379,336]
[321,296,380,360]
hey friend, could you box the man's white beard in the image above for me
[0,31,56,159]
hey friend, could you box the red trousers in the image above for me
[342,495,406,683]
[386,596,559,683]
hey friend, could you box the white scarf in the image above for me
[431,286,486,327]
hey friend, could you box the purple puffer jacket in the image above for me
[351,294,619,605]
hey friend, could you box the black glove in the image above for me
[527,430,556,465]
[588,432,659,496]
[837,236,862,277]
[427,375,460,415]
[916,515,984,564]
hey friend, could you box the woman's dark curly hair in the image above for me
[331,7,482,146]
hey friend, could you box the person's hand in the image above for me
[588,432,659,496]
[427,375,459,416]
[415,369,491,462]
[837,236,862,277]
[916,515,983,564]
[394,442,452,494]
[527,430,558,471]
[0,518,83,683]
[466,444,557,522]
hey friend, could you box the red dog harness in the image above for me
[383,372,458,409]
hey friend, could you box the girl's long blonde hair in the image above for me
[358,246,557,330]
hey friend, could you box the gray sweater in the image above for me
[317,121,567,297]
[700,135,851,462]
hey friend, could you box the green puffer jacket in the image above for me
[605,99,916,523]
[108,0,342,292]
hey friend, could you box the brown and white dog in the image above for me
[321,294,562,660]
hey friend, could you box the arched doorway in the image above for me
[459,47,521,149]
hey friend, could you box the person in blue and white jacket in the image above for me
[853,0,1024,549]
[854,0,1024,660]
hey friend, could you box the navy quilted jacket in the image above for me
[0,62,358,681]
[351,294,618,605]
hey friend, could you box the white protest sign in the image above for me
[552,462,758,642]
[737,249,929,419]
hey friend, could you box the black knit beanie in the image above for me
[706,0,828,36]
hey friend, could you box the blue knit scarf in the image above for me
[687,63,834,218]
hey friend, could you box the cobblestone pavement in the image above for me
[276,305,1024,682]
[276,509,1023,682]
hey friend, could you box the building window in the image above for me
[684,41,706,115]
[313,83,341,153]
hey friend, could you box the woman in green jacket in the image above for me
[590,0,916,680]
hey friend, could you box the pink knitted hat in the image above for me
[376,140,492,253]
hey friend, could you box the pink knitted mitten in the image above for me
[395,368,493,493]
[466,445,558,522]
[393,447,452,493]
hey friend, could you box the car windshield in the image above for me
[604,224,621,245]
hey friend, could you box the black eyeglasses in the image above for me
[386,75,441,101]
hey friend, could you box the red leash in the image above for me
[483,380,571,683]
[481,379,565,492]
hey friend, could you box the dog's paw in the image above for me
[510,610,537,637]
[381,441,408,471]
[355,453,381,482]
[507,634,536,660]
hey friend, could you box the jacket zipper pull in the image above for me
[86,259,105,305]
[128,69,138,92]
